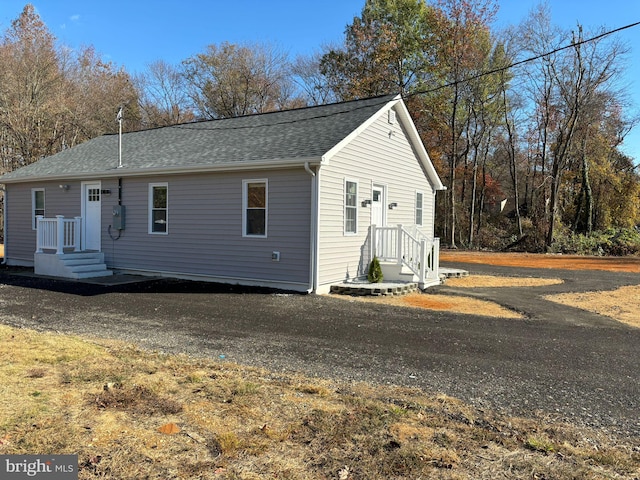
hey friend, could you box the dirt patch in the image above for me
[347,251,640,324]
[440,251,640,328]
[546,285,640,329]
[441,250,640,273]
[445,275,563,288]
[341,292,523,319]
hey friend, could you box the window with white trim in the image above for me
[32,188,45,230]
[243,179,267,237]
[415,191,424,226]
[344,180,358,234]
[149,183,168,234]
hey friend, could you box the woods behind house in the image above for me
[1,1,639,252]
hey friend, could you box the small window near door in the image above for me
[149,183,168,234]
[243,179,267,237]
[415,191,424,226]
[88,188,100,202]
[32,188,45,230]
[344,180,358,234]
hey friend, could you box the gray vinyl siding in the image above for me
[5,181,82,264]
[318,107,436,287]
[103,169,311,287]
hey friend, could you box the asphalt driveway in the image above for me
[0,263,638,438]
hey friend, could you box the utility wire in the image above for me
[166,20,640,133]
[404,20,640,100]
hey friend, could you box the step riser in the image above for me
[68,264,108,273]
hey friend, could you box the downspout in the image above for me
[1,185,6,265]
[304,161,319,293]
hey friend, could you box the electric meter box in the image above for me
[112,205,126,230]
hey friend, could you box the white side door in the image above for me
[371,184,387,257]
[82,182,102,251]
[371,185,386,228]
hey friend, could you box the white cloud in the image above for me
[70,14,80,22]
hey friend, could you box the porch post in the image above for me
[35,216,44,253]
[396,224,403,266]
[56,215,65,255]
[74,217,82,252]
[370,224,377,260]
[433,237,440,278]
[419,239,427,285]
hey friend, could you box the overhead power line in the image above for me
[404,20,640,99]
[166,20,640,133]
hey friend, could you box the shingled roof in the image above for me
[0,94,398,183]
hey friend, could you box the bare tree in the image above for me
[63,46,140,142]
[0,4,64,168]
[182,42,300,119]
[135,60,193,127]
[291,52,338,106]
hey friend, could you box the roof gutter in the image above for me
[304,161,320,294]
[0,157,324,185]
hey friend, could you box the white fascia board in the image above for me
[393,99,446,191]
[0,157,323,184]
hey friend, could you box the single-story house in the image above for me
[0,94,445,293]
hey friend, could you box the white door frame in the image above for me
[371,183,387,227]
[81,181,102,251]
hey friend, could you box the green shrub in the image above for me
[368,256,384,283]
[551,228,640,256]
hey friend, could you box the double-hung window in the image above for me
[149,183,168,234]
[32,188,45,230]
[415,191,424,226]
[344,180,358,234]
[243,179,267,237]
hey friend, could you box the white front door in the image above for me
[82,182,102,251]
[371,184,387,257]
[371,185,386,228]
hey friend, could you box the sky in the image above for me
[1,0,640,161]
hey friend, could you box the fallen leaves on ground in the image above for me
[158,423,181,435]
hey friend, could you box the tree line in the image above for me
[1,1,639,252]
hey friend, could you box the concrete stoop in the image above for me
[34,252,113,279]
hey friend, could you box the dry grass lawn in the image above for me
[0,248,639,477]
[441,251,640,329]
[545,285,640,329]
[0,325,637,479]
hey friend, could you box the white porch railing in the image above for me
[371,224,440,286]
[36,215,82,254]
